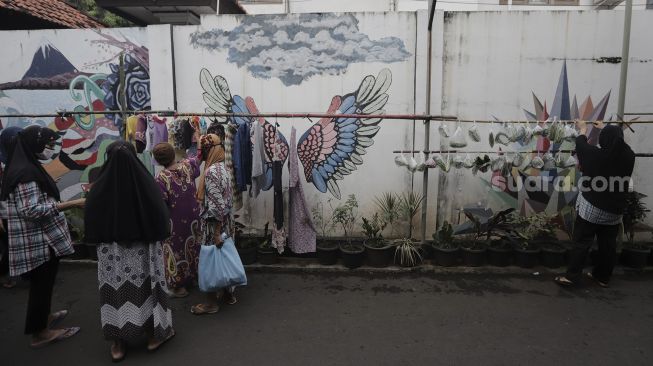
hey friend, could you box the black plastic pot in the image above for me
[364,242,393,268]
[340,244,365,269]
[460,247,486,267]
[513,248,540,268]
[487,245,512,267]
[420,242,434,260]
[86,244,98,261]
[432,244,460,267]
[620,246,651,269]
[316,241,339,265]
[237,245,258,265]
[540,245,567,268]
[257,248,278,265]
[70,243,88,260]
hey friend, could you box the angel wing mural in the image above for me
[199,68,391,199]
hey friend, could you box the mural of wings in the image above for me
[297,69,391,199]
[200,68,289,190]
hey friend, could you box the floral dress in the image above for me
[200,162,233,245]
[155,157,201,289]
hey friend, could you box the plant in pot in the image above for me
[312,200,338,265]
[375,192,401,239]
[431,221,460,267]
[65,208,88,260]
[466,208,515,267]
[332,195,364,269]
[234,218,257,265]
[393,238,423,267]
[459,213,487,267]
[362,213,392,268]
[620,191,651,269]
[398,191,426,257]
[507,212,555,268]
[257,223,278,265]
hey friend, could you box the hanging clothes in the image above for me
[150,116,169,147]
[271,127,286,254]
[181,119,194,150]
[135,114,148,153]
[288,127,316,254]
[224,125,242,211]
[126,115,139,142]
[233,122,252,193]
[250,122,266,198]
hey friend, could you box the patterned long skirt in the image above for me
[97,242,173,341]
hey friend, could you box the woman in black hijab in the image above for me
[85,140,174,362]
[0,126,22,289]
[1,125,84,348]
[556,122,636,288]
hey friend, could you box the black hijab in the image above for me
[84,140,170,244]
[599,125,635,176]
[0,126,23,165]
[0,125,60,201]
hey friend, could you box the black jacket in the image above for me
[576,134,635,215]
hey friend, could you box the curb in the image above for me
[60,258,653,278]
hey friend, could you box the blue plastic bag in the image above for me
[198,236,247,292]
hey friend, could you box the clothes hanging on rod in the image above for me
[233,122,252,193]
[287,126,316,254]
[224,124,242,212]
[250,121,266,198]
[271,120,286,254]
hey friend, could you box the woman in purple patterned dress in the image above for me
[153,142,200,298]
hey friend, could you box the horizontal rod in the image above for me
[393,149,653,157]
[624,112,653,115]
[1,110,653,124]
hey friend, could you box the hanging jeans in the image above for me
[21,249,60,334]
[566,216,619,284]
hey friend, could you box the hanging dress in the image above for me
[288,127,316,253]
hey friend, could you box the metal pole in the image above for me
[421,0,438,244]
[617,0,633,120]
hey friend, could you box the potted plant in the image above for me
[393,238,422,267]
[312,201,338,265]
[257,223,278,265]
[507,212,555,268]
[620,191,651,269]
[233,218,258,265]
[398,191,425,257]
[375,192,401,239]
[459,213,487,267]
[466,208,515,267]
[333,195,364,269]
[361,213,392,268]
[431,221,459,267]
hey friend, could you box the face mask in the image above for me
[37,147,57,161]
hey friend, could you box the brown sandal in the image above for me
[586,273,609,288]
[30,327,80,349]
[554,276,574,287]
[190,303,219,315]
[147,329,175,352]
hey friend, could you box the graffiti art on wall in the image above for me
[486,62,611,231]
[200,68,391,199]
[0,31,150,200]
[190,14,410,86]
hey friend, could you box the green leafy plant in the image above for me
[507,212,556,250]
[464,208,515,249]
[622,191,649,245]
[312,200,333,238]
[398,191,423,239]
[361,213,387,248]
[432,221,458,249]
[393,238,422,267]
[258,222,273,250]
[331,195,359,249]
[374,192,401,238]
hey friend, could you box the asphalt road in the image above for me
[1,264,652,366]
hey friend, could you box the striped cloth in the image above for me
[225,125,242,211]
[576,192,622,226]
[6,182,73,276]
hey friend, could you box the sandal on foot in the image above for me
[190,303,219,315]
[2,280,16,289]
[554,276,574,287]
[30,327,80,349]
[48,310,68,329]
[147,329,176,352]
[170,288,189,298]
[586,273,609,288]
[111,342,126,363]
